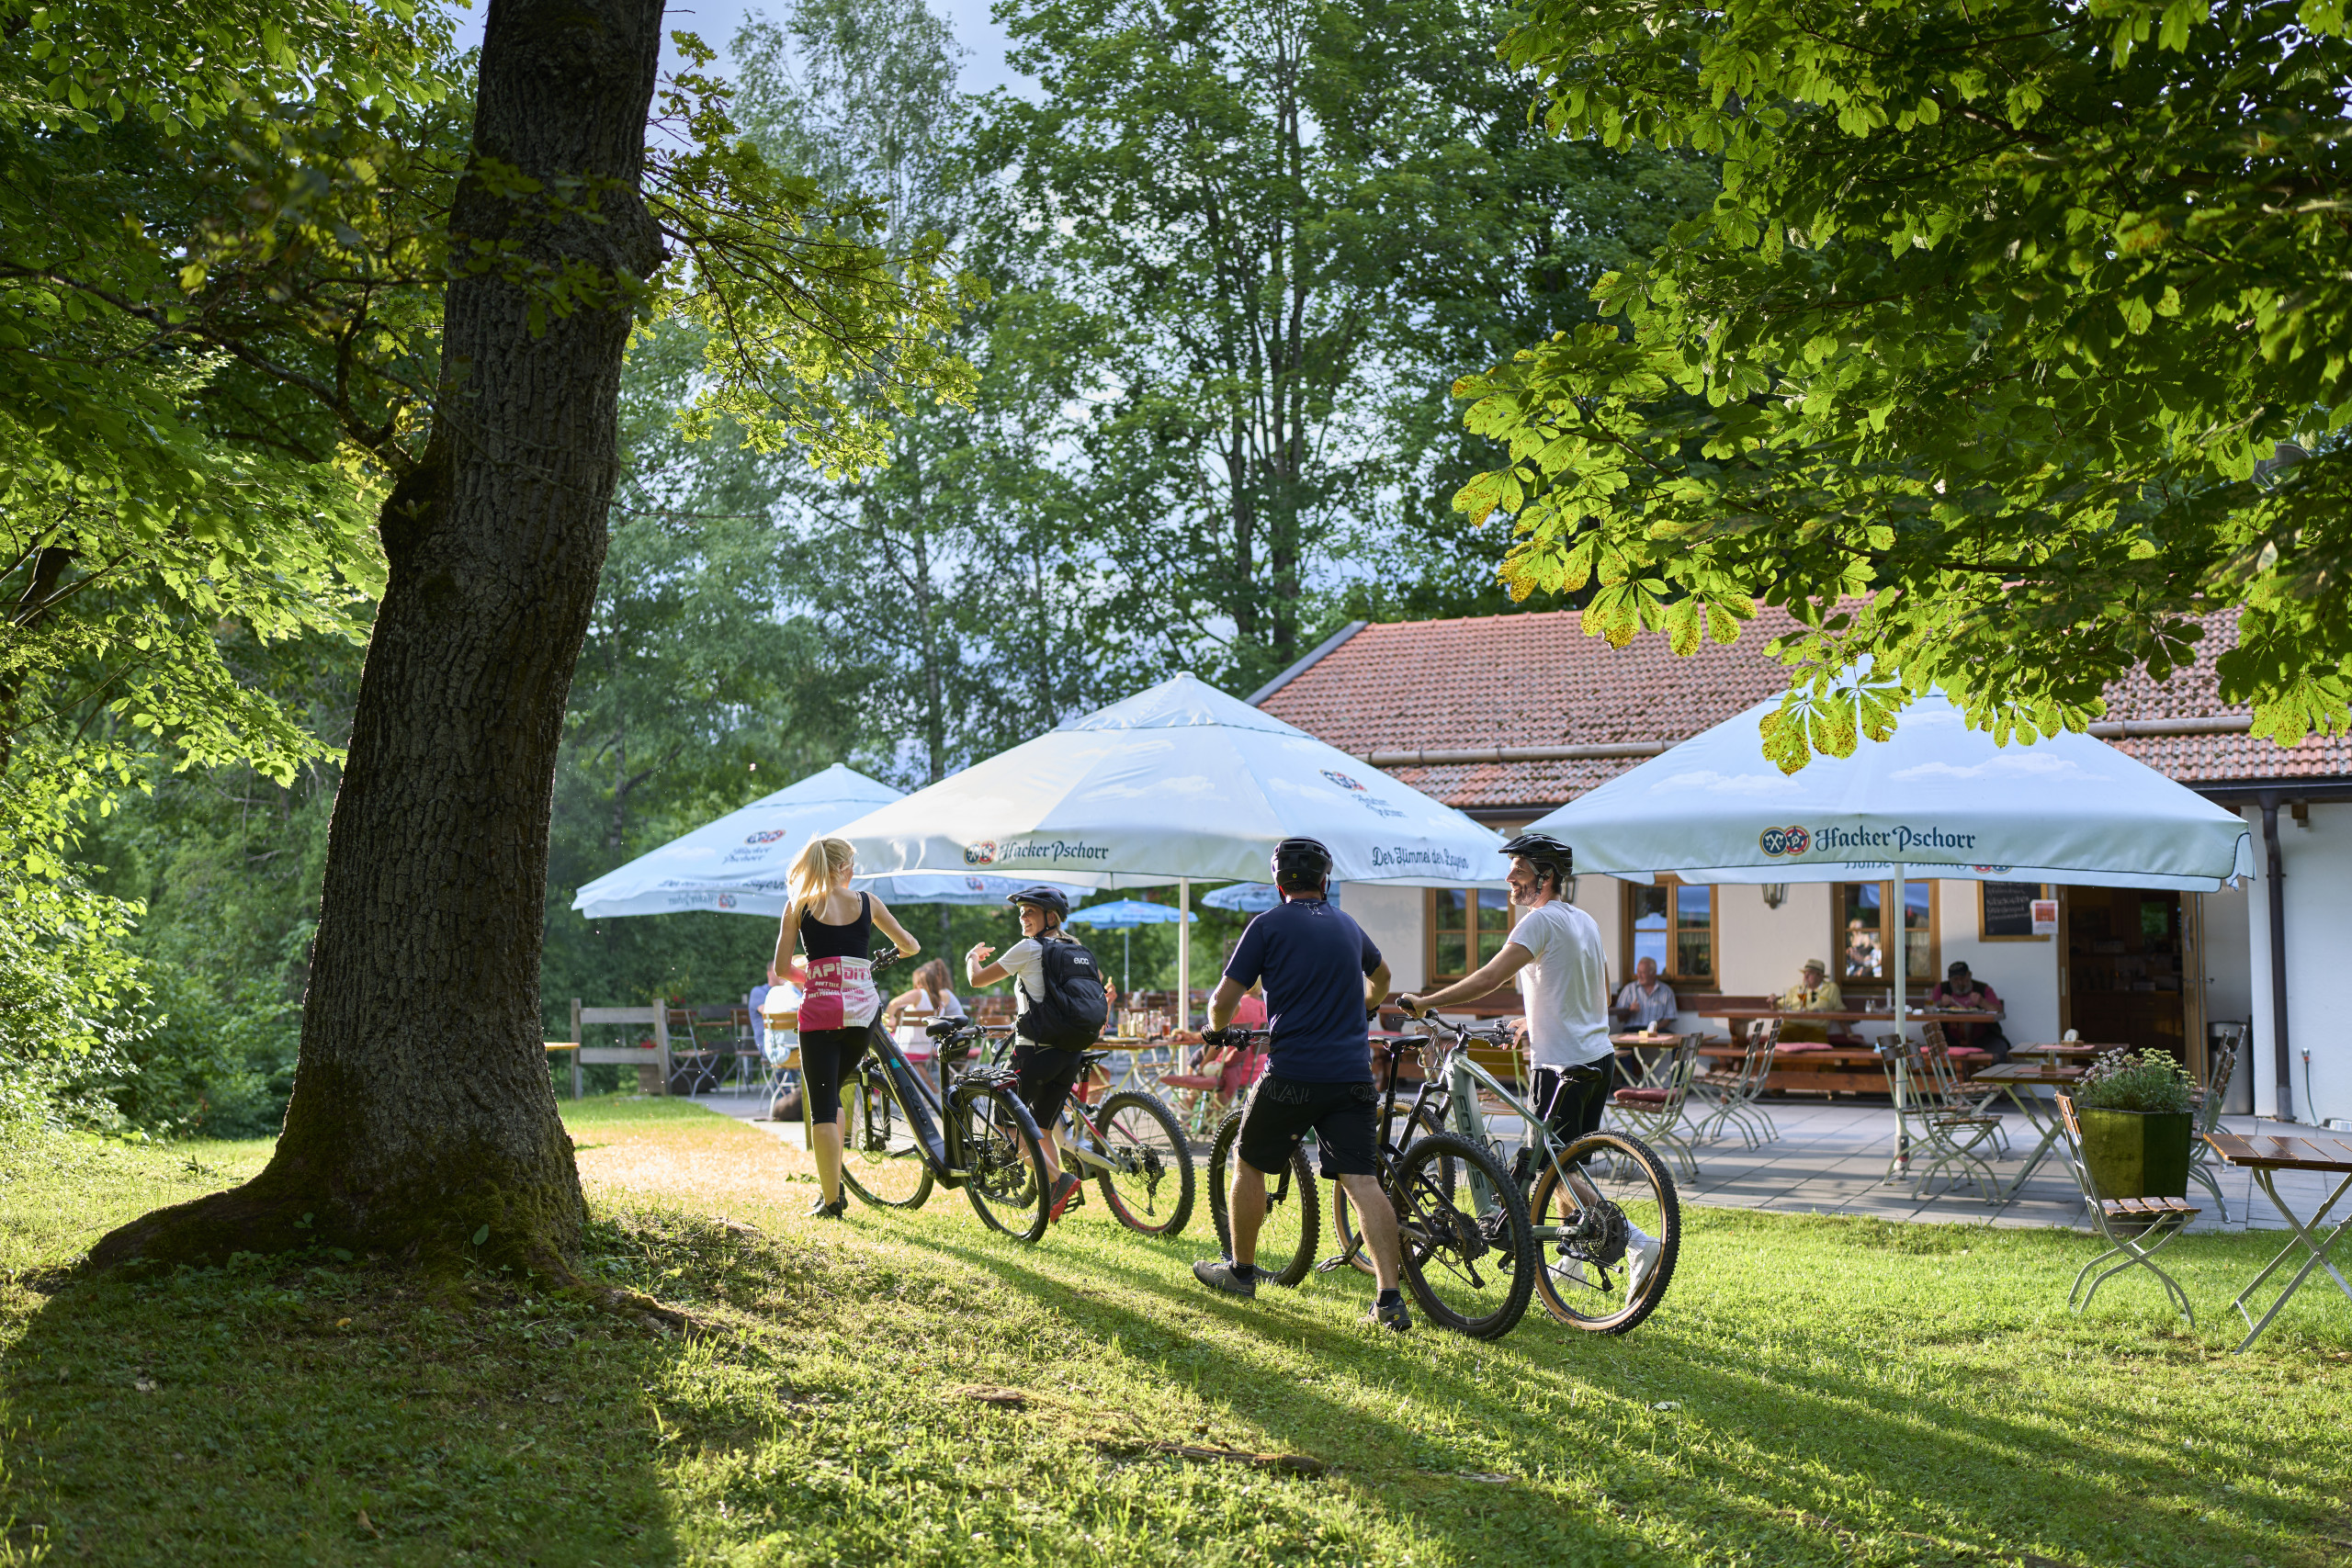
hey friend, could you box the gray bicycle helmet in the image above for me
[1498,830,1575,891]
[1005,885,1070,919]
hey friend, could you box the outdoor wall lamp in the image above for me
[1761,883,1789,909]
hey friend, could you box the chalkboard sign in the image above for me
[1980,881,2048,940]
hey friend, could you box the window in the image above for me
[1626,878,1714,984]
[1428,888,1513,983]
[1838,880,1935,985]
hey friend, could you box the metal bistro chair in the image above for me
[2187,1023,2245,1223]
[1919,1022,2010,1156]
[2053,1092,2199,1328]
[1605,1032,1702,1179]
[664,1006,723,1096]
[1881,1036,2003,1203]
[722,1006,766,1095]
[1691,1017,1781,1148]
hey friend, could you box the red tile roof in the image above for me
[1256,606,2352,809]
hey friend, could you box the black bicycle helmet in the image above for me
[1270,836,1333,891]
[1005,885,1070,919]
[1498,830,1575,889]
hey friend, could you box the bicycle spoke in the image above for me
[1092,1092,1196,1238]
[839,1072,933,1210]
[1530,1132,1680,1333]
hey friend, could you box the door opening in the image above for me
[2058,886,2195,1065]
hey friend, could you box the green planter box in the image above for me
[2079,1107,2193,1199]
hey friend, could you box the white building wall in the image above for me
[1343,882,1426,995]
[1711,882,1832,998]
[2245,801,2352,1123]
[2201,881,2253,1027]
[1936,881,2062,1047]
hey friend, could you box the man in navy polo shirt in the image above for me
[1192,838,1408,1331]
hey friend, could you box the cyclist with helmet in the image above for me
[1396,831,1662,1297]
[966,885,1108,1222]
[1193,838,1409,1332]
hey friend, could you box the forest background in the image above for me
[46,0,1714,1136]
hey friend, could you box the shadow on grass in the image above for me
[897,1209,2347,1568]
[0,1250,682,1566]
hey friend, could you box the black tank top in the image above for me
[800,893,872,960]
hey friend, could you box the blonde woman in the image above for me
[775,836,918,1218]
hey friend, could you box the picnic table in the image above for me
[1970,1061,2086,1199]
[2202,1131,2352,1351]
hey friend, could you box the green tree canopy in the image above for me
[1460,0,2352,767]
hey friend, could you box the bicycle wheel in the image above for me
[837,1067,933,1210]
[951,1080,1051,1243]
[1088,1090,1196,1238]
[1528,1130,1680,1334]
[1330,1104,1449,1275]
[1206,1107,1317,1288]
[1390,1130,1535,1339]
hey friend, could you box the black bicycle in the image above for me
[928,1017,1197,1237]
[1204,1028,1537,1339]
[819,950,1054,1242]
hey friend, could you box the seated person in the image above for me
[753,954,807,1063]
[1777,959,1841,1043]
[1611,956,1678,1032]
[1928,961,2008,1061]
[883,958,966,1030]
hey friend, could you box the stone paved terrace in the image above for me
[688,1088,2341,1235]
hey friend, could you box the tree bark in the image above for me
[92,0,667,1274]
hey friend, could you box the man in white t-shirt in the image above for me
[1396,831,1660,1296]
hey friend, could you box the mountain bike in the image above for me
[820,950,1054,1242]
[1376,1015,1680,1334]
[1204,1029,1537,1339]
[925,1016,1197,1237]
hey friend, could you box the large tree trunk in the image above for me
[93,0,666,1274]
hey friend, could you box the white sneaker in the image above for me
[1624,1227,1662,1301]
[1548,1258,1589,1291]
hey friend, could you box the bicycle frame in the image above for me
[848,982,1044,1190]
[1406,1019,1606,1247]
[945,1021,1133,1181]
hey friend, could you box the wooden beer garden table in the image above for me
[2201,1131,2352,1351]
[1685,1010,2002,1098]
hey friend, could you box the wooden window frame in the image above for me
[1832,879,1939,994]
[1423,887,1519,986]
[1622,875,1719,988]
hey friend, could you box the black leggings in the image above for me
[1530,1064,1610,1148]
[798,1026,873,1123]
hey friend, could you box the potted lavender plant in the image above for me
[2070,1048,2197,1199]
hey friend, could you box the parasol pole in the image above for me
[1891,863,1910,1175]
[1177,877,1192,1032]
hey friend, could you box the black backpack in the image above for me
[1015,936,1109,1050]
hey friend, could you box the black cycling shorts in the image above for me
[1238,1076,1379,1179]
[1011,1043,1087,1130]
[1531,1063,1610,1148]
[798,1026,872,1123]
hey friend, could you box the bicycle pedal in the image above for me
[1314,1255,1354,1273]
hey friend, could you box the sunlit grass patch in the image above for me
[0,1102,2342,1565]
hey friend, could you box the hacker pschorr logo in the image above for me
[743,829,791,844]
[1321,770,1366,792]
[963,840,999,866]
[1758,825,1813,857]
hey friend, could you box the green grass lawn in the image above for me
[2,1098,2347,1566]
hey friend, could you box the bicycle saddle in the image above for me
[1080,1049,1113,1067]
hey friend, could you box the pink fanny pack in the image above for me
[797,954,880,1032]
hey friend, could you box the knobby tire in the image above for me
[1089,1090,1196,1238]
[1528,1130,1680,1334]
[1207,1107,1317,1288]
